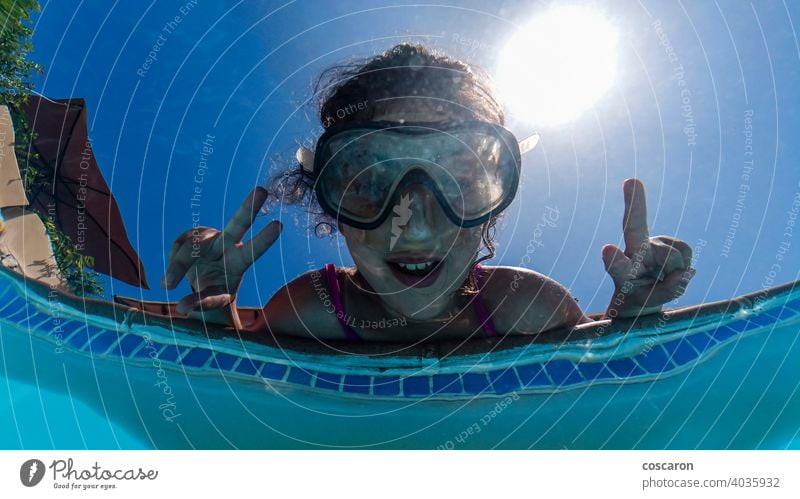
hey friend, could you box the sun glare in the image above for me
[496,6,619,126]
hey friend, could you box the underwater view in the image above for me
[0,0,799,451]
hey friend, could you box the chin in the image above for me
[385,294,448,321]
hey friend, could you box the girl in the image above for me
[161,43,695,343]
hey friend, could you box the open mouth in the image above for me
[386,259,443,288]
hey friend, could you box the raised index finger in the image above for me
[622,178,650,254]
[222,187,268,244]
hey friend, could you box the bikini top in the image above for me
[324,263,499,340]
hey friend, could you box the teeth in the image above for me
[397,261,434,271]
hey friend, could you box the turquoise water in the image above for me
[2,1,799,449]
[0,380,146,449]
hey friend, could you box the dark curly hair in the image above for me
[266,42,505,294]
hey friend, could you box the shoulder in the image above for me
[477,265,588,334]
[258,266,347,339]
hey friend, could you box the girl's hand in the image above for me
[602,179,695,318]
[161,187,281,315]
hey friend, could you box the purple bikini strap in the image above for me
[473,263,499,338]
[325,263,362,340]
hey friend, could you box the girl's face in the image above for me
[338,101,486,320]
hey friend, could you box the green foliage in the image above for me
[0,0,41,108]
[0,0,103,295]
[41,216,104,295]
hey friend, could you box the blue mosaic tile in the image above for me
[157,345,185,362]
[462,373,491,394]
[766,306,796,321]
[133,342,159,359]
[180,348,213,367]
[112,334,143,357]
[0,298,23,319]
[685,332,716,353]
[235,359,262,376]
[286,367,314,386]
[606,358,647,378]
[515,364,551,387]
[34,310,56,324]
[209,352,238,370]
[84,325,107,339]
[432,374,463,394]
[545,360,584,386]
[488,368,521,394]
[2,305,29,321]
[634,344,672,374]
[78,326,107,350]
[781,297,800,312]
[373,376,401,396]
[342,375,371,394]
[87,330,118,353]
[748,313,779,327]
[0,295,18,310]
[58,320,86,337]
[315,371,341,391]
[67,329,92,349]
[27,312,52,330]
[576,361,615,380]
[403,376,431,396]
[260,363,287,380]
[712,325,738,342]
[726,319,759,332]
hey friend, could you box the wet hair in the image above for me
[266,42,505,294]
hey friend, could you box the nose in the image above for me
[393,182,440,242]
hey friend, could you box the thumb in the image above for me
[176,286,234,315]
[602,244,631,280]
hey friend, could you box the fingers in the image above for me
[242,220,282,265]
[167,231,190,264]
[649,239,686,278]
[653,235,692,268]
[176,285,234,315]
[222,187,269,245]
[651,266,696,304]
[602,244,631,283]
[163,237,194,289]
[166,226,204,265]
[162,256,192,289]
[161,227,218,289]
[622,178,650,255]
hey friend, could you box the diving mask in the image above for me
[309,121,530,229]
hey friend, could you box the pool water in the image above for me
[0,379,146,449]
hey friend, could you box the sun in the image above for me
[496,6,619,127]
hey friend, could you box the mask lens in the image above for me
[430,132,515,219]
[318,131,399,222]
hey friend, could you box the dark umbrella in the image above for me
[20,95,149,288]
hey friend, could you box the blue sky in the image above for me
[28,0,800,315]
